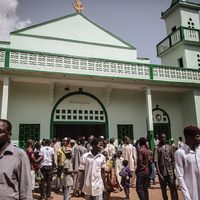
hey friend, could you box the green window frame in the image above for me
[19,124,40,149]
[117,124,134,142]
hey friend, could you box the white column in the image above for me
[146,87,153,130]
[1,77,9,119]
[146,87,154,149]
[194,90,200,127]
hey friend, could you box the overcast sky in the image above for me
[0,0,183,64]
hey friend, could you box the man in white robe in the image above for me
[175,125,200,200]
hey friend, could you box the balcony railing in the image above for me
[157,26,200,55]
[0,48,200,84]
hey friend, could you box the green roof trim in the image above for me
[13,33,134,50]
[11,12,135,49]
[162,0,200,19]
[0,41,10,45]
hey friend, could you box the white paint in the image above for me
[146,88,153,131]
[1,76,9,119]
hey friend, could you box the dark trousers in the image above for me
[40,166,53,198]
[158,175,178,200]
[136,173,149,200]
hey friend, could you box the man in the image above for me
[121,137,137,186]
[175,125,200,200]
[81,137,105,200]
[37,139,55,200]
[154,134,159,147]
[154,133,178,200]
[0,119,32,200]
[55,140,66,193]
[73,137,87,196]
[136,137,150,200]
[26,139,36,191]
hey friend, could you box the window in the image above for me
[188,18,195,29]
[178,57,184,68]
[117,124,134,142]
[171,26,176,33]
[19,124,40,149]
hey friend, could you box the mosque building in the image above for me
[0,0,199,148]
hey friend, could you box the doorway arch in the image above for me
[50,90,109,139]
[153,105,171,143]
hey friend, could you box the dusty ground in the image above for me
[33,186,184,200]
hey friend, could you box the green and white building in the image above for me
[0,0,199,148]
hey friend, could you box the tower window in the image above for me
[187,18,195,29]
[171,26,177,33]
[178,58,184,68]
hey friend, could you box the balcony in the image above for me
[0,48,200,85]
[157,26,200,56]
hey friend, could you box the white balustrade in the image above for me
[171,29,181,46]
[9,51,150,79]
[0,50,5,68]
[153,66,200,83]
[183,29,199,42]
[157,38,170,55]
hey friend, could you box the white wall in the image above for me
[181,8,200,29]
[152,91,183,143]
[181,91,197,127]
[161,45,186,67]
[165,8,182,35]
[8,82,51,141]
[185,46,200,69]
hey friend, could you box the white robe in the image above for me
[121,144,137,171]
[175,144,200,200]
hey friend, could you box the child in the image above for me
[119,160,132,199]
[63,148,74,200]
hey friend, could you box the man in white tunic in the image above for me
[121,137,137,186]
[81,137,106,200]
[175,125,200,200]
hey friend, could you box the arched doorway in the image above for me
[153,105,171,143]
[50,90,109,139]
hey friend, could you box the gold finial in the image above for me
[73,0,84,13]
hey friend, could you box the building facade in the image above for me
[0,0,199,149]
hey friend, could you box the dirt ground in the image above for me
[33,187,184,200]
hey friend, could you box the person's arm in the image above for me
[174,150,191,200]
[18,150,33,200]
[153,147,164,180]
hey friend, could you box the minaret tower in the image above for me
[157,0,200,69]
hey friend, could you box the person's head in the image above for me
[27,139,34,148]
[159,133,167,145]
[99,135,104,142]
[110,137,115,144]
[122,160,128,167]
[102,151,108,159]
[179,136,183,141]
[70,139,75,147]
[125,137,130,144]
[0,119,12,146]
[91,137,101,153]
[155,134,159,139]
[138,137,147,147]
[79,137,85,146]
[35,141,41,150]
[116,150,122,158]
[103,139,108,148]
[44,139,51,146]
[64,148,72,159]
[184,125,200,148]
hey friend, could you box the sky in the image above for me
[0,0,193,64]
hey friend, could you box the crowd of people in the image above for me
[0,119,200,200]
